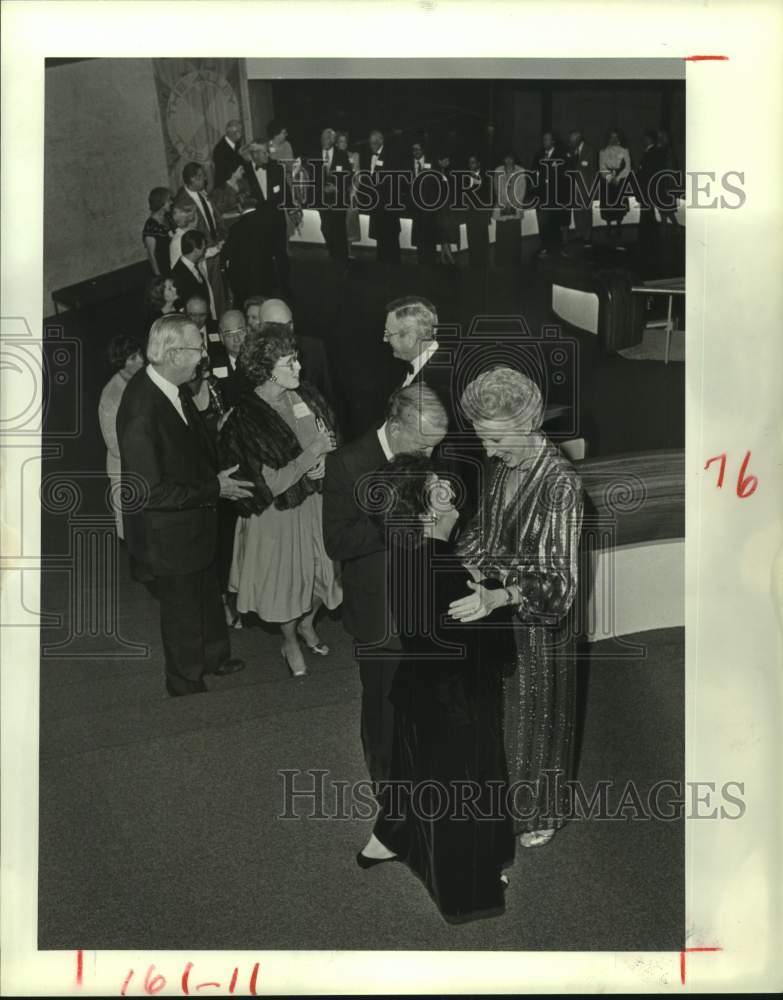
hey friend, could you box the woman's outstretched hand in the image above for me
[448,579,505,622]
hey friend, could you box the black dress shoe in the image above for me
[166,680,208,697]
[356,850,400,870]
[210,657,246,676]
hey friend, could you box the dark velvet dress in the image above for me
[373,534,516,924]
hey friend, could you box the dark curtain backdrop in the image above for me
[250,78,684,172]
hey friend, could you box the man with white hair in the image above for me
[383,295,482,517]
[362,128,402,265]
[213,118,247,188]
[243,139,296,297]
[323,385,448,784]
[117,314,253,697]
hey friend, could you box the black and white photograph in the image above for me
[1,1,781,995]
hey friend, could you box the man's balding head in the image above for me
[259,298,293,326]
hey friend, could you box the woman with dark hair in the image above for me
[145,275,180,325]
[219,324,341,676]
[98,335,145,537]
[599,128,632,245]
[356,453,515,925]
[492,150,526,267]
[142,187,173,276]
[450,366,583,850]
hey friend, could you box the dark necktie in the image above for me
[198,192,217,240]
[178,385,197,427]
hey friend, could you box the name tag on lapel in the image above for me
[212,366,229,379]
[581,160,589,167]
[376,159,384,167]
[273,184,281,193]
[422,162,431,169]
[208,332,220,342]
[335,165,343,172]
[292,401,312,419]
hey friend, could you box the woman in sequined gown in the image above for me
[450,367,583,849]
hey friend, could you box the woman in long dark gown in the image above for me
[450,367,583,850]
[356,454,516,925]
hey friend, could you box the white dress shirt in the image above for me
[255,164,268,200]
[146,364,187,424]
[180,256,217,320]
[370,146,384,173]
[377,423,394,461]
[401,340,439,388]
[184,186,218,237]
[322,147,334,167]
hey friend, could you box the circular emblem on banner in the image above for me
[166,69,240,162]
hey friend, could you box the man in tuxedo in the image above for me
[243,140,296,297]
[213,118,247,189]
[383,295,482,518]
[362,129,402,266]
[223,190,265,307]
[244,296,334,403]
[175,162,226,317]
[464,153,492,268]
[407,140,438,265]
[311,127,349,264]
[530,131,570,257]
[637,129,668,260]
[323,385,448,783]
[565,130,597,249]
[116,314,252,696]
[172,231,216,316]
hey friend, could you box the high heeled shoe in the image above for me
[356,850,399,870]
[281,647,307,678]
[296,625,329,656]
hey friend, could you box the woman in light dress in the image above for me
[598,128,632,245]
[98,335,145,538]
[219,324,342,677]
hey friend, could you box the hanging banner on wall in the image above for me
[153,58,251,190]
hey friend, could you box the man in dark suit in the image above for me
[464,153,492,268]
[323,385,448,783]
[361,129,402,266]
[406,139,438,265]
[530,130,570,257]
[116,314,252,696]
[175,163,226,318]
[184,294,219,342]
[243,139,298,298]
[308,127,350,264]
[636,129,668,261]
[209,308,247,408]
[383,295,483,519]
[171,231,214,313]
[565,130,598,249]
[223,190,265,307]
[244,296,334,404]
[213,119,247,189]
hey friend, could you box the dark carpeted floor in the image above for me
[38,225,685,951]
[39,548,684,951]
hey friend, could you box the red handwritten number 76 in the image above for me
[704,451,758,498]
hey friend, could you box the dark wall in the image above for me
[251,77,684,170]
